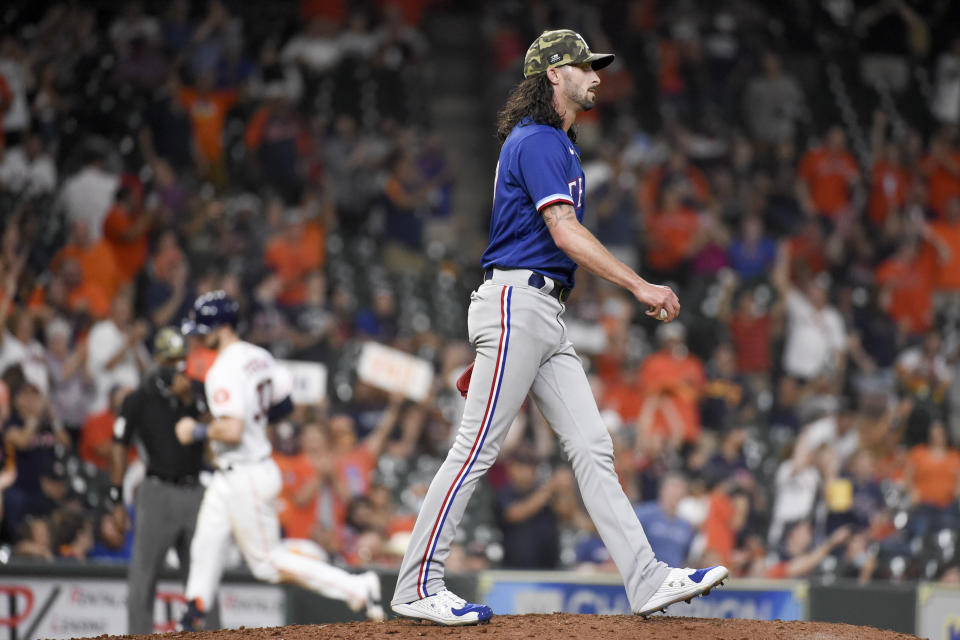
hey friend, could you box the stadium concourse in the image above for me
[1,0,960,630]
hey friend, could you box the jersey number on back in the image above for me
[253,379,273,425]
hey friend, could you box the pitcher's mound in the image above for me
[108,613,921,640]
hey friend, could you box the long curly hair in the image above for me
[495,73,575,144]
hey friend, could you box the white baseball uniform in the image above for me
[183,340,373,611]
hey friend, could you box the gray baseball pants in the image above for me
[127,476,219,633]
[392,269,668,612]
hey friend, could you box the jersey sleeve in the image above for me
[205,364,247,419]
[516,131,575,212]
[113,390,140,445]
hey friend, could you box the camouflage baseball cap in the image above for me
[153,326,187,362]
[523,29,615,78]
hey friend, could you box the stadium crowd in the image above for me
[1,0,959,589]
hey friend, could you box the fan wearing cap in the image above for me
[109,326,216,634]
[390,30,726,626]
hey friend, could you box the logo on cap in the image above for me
[522,28,615,79]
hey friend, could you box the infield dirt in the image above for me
[98,613,922,640]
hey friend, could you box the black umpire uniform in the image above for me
[110,327,218,634]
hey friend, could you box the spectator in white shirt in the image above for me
[20,135,57,197]
[773,242,847,381]
[86,291,150,413]
[59,146,119,243]
[768,441,831,547]
[0,307,48,395]
[896,329,953,405]
[796,402,860,469]
[0,135,57,197]
[281,17,342,75]
[932,38,960,126]
[0,137,28,192]
[109,1,161,53]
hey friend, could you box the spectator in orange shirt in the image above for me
[178,71,239,186]
[701,487,750,568]
[272,421,321,540]
[301,421,351,551]
[923,197,960,293]
[636,322,706,447]
[787,217,829,278]
[868,142,910,227]
[875,237,936,335]
[641,149,711,212]
[904,419,960,536]
[53,221,122,309]
[600,369,644,425]
[906,419,960,509]
[263,209,324,308]
[27,259,110,321]
[921,131,960,219]
[79,385,133,470]
[643,182,703,283]
[330,394,404,499]
[867,111,910,228]
[103,186,157,286]
[797,126,861,219]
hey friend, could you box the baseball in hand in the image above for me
[658,308,668,321]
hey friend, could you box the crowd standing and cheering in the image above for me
[0,0,959,587]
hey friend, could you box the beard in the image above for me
[568,85,596,111]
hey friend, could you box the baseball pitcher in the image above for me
[390,30,728,626]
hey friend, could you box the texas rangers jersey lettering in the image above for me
[204,340,290,467]
[481,118,585,289]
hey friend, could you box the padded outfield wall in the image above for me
[0,564,957,639]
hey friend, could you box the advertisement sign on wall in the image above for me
[916,583,960,640]
[0,577,285,640]
[477,572,807,621]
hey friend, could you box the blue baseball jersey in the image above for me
[481,118,585,289]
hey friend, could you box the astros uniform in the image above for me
[391,117,670,611]
[183,340,375,612]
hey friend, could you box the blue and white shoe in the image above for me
[392,588,493,626]
[637,566,729,618]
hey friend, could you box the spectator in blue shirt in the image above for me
[728,215,777,283]
[634,473,696,568]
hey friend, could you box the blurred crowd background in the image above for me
[1,0,960,588]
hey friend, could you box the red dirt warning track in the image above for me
[100,613,922,640]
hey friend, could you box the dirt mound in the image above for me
[101,613,921,640]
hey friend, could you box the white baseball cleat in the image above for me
[362,571,385,621]
[392,588,493,626]
[637,565,729,618]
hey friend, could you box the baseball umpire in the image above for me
[390,30,728,626]
[109,326,219,634]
